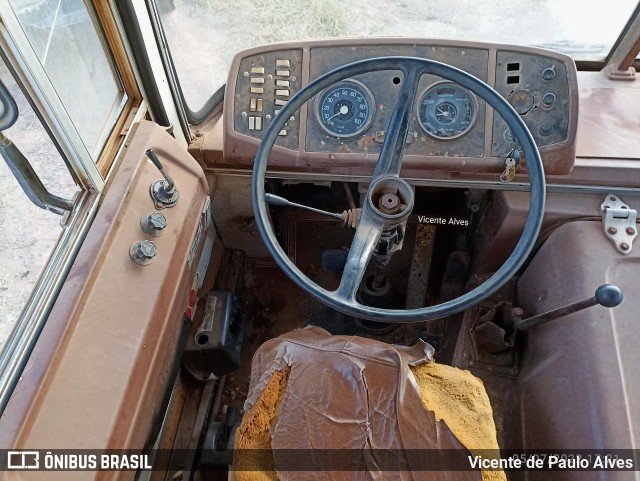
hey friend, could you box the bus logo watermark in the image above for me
[7,451,39,469]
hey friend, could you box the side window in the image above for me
[0,1,139,355]
[0,56,78,347]
[9,0,128,161]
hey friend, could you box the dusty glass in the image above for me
[159,0,638,113]
[0,58,78,348]
[9,0,127,159]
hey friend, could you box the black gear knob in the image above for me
[594,284,623,308]
[513,283,623,330]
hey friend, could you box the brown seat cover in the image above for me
[233,326,503,481]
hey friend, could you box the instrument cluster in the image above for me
[316,79,479,142]
[225,40,578,175]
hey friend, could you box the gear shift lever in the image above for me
[146,148,179,208]
[512,284,623,330]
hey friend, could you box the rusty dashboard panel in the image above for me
[222,39,578,176]
[232,48,303,151]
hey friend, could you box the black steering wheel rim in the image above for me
[252,56,545,322]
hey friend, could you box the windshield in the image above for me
[159,0,638,112]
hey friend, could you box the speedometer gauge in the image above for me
[315,80,375,139]
[417,82,477,140]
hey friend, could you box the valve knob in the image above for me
[140,212,167,237]
[130,240,157,266]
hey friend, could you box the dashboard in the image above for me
[222,39,578,176]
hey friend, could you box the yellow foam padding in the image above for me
[234,363,505,481]
[410,363,507,481]
[233,369,290,481]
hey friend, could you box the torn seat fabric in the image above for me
[233,326,504,481]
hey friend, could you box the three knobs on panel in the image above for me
[129,149,178,266]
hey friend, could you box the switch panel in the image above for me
[492,50,573,156]
[233,49,302,150]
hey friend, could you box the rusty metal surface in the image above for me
[0,121,209,481]
[492,51,573,156]
[220,38,578,175]
[514,222,640,456]
[455,221,640,481]
[222,213,438,415]
[204,71,640,190]
[210,175,268,259]
[305,44,488,158]
[471,190,607,273]
[405,224,436,309]
[232,49,303,151]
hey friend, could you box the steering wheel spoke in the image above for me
[373,65,423,179]
[334,207,385,303]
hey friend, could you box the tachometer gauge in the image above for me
[315,80,375,139]
[417,82,477,140]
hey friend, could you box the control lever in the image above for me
[146,148,179,208]
[265,193,360,227]
[512,284,623,330]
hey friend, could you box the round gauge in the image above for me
[315,80,375,139]
[508,89,534,114]
[417,82,477,140]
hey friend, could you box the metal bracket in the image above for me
[604,64,637,81]
[600,194,637,254]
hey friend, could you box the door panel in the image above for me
[0,121,209,481]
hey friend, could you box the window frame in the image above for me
[603,1,640,73]
[0,0,144,412]
[92,1,144,175]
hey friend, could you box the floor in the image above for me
[221,212,432,414]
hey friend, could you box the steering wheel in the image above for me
[252,57,545,323]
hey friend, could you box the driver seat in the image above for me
[231,326,505,481]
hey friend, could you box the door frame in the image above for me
[0,0,184,413]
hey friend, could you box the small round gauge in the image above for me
[417,82,477,140]
[508,89,534,114]
[315,80,375,139]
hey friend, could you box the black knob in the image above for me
[595,284,623,308]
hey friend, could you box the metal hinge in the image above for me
[600,194,637,254]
